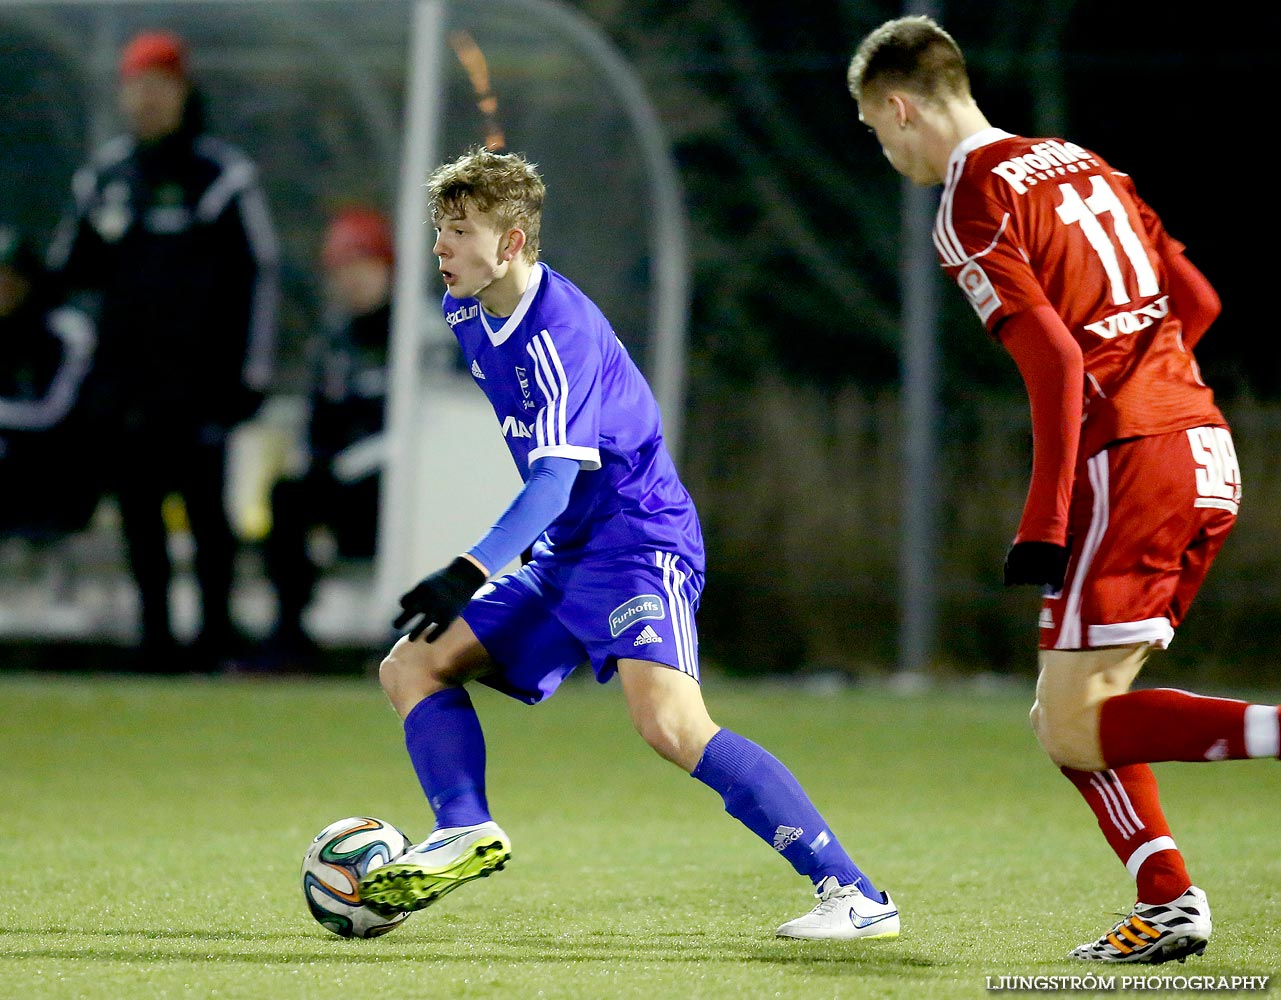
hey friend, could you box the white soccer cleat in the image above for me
[357,820,511,915]
[1070,886,1211,963]
[775,875,901,940]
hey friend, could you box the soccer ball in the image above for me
[301,816,414,938]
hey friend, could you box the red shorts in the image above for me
[1041,426,1239,650]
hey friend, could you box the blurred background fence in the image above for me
[1,0,1277,682]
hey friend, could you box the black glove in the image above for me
[394,557,487,641]
[1003,541,1069,590]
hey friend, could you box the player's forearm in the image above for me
[465,455,579,575]
[1163,251,1220,349]
[998,305,1084,546]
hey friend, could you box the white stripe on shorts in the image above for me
[1057,452,1110,649]
[1087,618,1175,649]
[656,552,697,677]
[1194,497,1239,513]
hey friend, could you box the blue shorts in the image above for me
[460,548,703,705]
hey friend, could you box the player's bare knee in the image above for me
[1028,699,1049,751]
[377,637,416,690]
[1028,695,1065,762]
[633,714,680,763]
[618,660,716,770]
[1031,697,1103,770]
[634,714,710,771]
[376,646,412,707]
[1031,678,1105,769]
[378,637,451,714]
[1032,646,1147,770]
[1027,696,1085,765]
[1045,734,1104,772]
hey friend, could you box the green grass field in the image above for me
[2,671,1278,999]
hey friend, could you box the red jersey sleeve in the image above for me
[1163,252,1220,348]
[998,306,1083,546]
[1127,178,1221,348]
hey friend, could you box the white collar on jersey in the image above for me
[948,127,1016,169]
[482,261,545,346]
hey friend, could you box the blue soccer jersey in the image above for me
[442,262,704,570]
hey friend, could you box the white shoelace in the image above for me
[809,885,861,915]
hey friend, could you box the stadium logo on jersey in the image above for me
[445,303,479,327]
[1083,295,1169,340]
[990,140,1098,195]
[608,594,665,637]
[501,415,532,439]
[957,260,1001,322]
[471,359,485,380]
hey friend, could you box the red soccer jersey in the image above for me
[934,128,1224,458]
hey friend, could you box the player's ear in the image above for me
[889,93,912,129]
[501,228,526,262]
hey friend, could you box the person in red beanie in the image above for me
[48,29,280,673]
[117,31,189,142]
[258,206,395,668]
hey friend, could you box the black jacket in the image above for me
[0,294,98,530]
[48,103,278,433]
[0,295,95,441]
[308,301,390,483]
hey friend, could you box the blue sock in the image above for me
[691,728,879,897]
[403,687,491,830]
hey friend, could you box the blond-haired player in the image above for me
[357,148,899,939]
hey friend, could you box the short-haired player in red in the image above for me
[849,16,1273,964]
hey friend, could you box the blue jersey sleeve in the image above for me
[466,455,579,574]
[524,326,602,470]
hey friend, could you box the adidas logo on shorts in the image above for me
[633,625,663,646]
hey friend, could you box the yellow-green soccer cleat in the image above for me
[358,821,511,915]
[1070,886,1211,963]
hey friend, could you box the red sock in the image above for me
[1061,764,1190,904]
[1099,689,1281,766]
